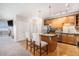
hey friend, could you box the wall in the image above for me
[30,16,43,33]
[14,15,30,41]
[14,15,43,41]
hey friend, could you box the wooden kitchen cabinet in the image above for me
[76,14,79,26]
[61,34,76,45]
[44,19,53,25]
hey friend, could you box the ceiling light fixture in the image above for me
[48,5,52,18]
[38,10,41,18]
[65,3,70,14]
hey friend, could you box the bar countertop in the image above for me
[39,33,57,37]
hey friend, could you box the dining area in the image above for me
[25,32,57,56]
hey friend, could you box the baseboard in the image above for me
[14,38,26,42]
[58,41,76,46]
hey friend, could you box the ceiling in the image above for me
[0,3,79,20]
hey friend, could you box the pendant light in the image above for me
[48,5,52,18]
[65,3,70,14]
[65,3,70,24]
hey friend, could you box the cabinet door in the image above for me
[76,15,79,26]
[62,34,76,45]
[44,19,52,25]
[68,35,76,45]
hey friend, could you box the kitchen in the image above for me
[0,3,79,56]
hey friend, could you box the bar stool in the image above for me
[26,32,32,51]
[32,33,48,56]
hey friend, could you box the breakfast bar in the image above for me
[40,33,57,52]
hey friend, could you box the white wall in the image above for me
[30,16,43,33]
[14,15,30,41]
[14,15,43,41]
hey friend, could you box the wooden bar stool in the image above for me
[26,32,32,51]
[32,33,48,56]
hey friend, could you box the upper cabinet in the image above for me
[76,14,79,26]
[44,15,76,29]
[44,19,53,25]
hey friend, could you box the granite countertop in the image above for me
[56,31,79,35]
[40,33,57,36]
[62,31,79,35]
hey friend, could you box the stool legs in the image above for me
[26,39,28,49]
[33,41,35,55]
[46,45,48,55]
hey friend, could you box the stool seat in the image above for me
[35,41,48,47]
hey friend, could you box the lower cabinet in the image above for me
[60,34,76,45]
